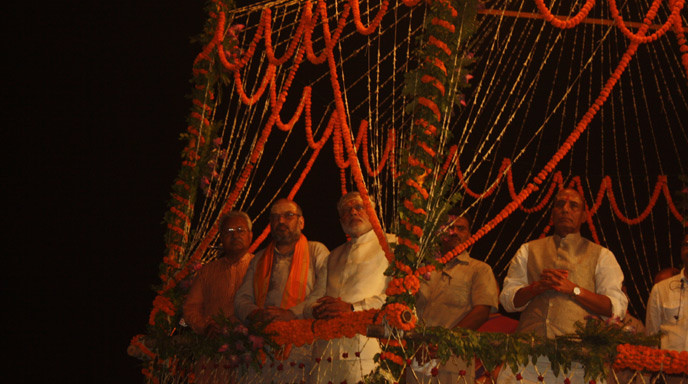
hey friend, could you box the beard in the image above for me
[341,217,372,237]
[272,225,301,245]
[440,234,463,253]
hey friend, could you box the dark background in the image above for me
[7,1,205,382]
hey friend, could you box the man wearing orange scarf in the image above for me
[234,199,329,380]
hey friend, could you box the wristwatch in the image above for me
[572,286,581,297]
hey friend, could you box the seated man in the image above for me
[645,233,688,383]
[498,188,627,383]
[303,192,391,384]
[408,213,499,384]
[234,199,329,380]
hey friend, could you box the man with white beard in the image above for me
[303,192,392,384]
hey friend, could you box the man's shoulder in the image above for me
[655,273,683,290]
[307,240,328,248]
[328,240,352,257]
[524,235,608,251]
[197,257,228,272]
[522,236,551,249]
[466,255,494,270]
[307,240,329,254]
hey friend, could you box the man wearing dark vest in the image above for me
[498,188,627,383]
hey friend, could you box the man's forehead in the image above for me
[224,215,248,227]
[555,189,583,203]
[271,200,297,213]
[341,197,363,207]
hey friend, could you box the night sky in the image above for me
[8,2,205,382]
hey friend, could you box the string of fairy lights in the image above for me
[183,0,686,320]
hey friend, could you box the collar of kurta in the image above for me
[348,228,377,245]
[553,232,583,248]
[443,251,470,269]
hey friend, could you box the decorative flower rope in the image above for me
[144,0,688,379]
[614,344,688,375]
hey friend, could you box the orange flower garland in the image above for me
[614,344,688,375]
[145,0,688,379]
[263,310,381,348]
[130,334,156,360]
[180,0,688,276]
[386,274,421,296]
[380,351,406,366]
[382,303,417,331]
[266,319,316,347]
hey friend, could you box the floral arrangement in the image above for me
[371,0,479,378]
[130,0,688,382]
[370,317,662,382]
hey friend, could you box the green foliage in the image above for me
[397,317,661,382]
[395,0,478,273]
[148,314,278,378]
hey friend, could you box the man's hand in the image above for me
[513,276,554,308]
[205,321,221,337]
[247,308,273,324]
[312,296,353,319]
[263,306,297,322]
[248,307,296,324]
[540,268,576,295]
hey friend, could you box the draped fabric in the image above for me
[253,234,311,309]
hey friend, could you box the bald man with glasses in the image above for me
[234,198,329,325]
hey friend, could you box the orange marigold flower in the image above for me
[382,303,417,331]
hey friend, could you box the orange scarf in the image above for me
[253,234,310,309]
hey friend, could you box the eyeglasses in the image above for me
[224,227,249,234]
[269,212,301,221]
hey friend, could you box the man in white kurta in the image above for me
[234,199,329,383]
[645,234,688,383]
[303,192,390,384]
[498,188,627,383]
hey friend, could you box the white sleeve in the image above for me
[292,242,329,318]
[499,243,531,312]
[594,248,628,319]
[644,285,661,335]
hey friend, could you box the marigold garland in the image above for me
[380,351,406,366]
[382,303,417,331]
[139,0,688,381]
[614,344,688,375]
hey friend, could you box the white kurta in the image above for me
[645,269,688,352]
[497,234,627,384]
[304,230,391,384]
[233,241,329,323]
[233,240,329,383]
[500,234,627,324]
